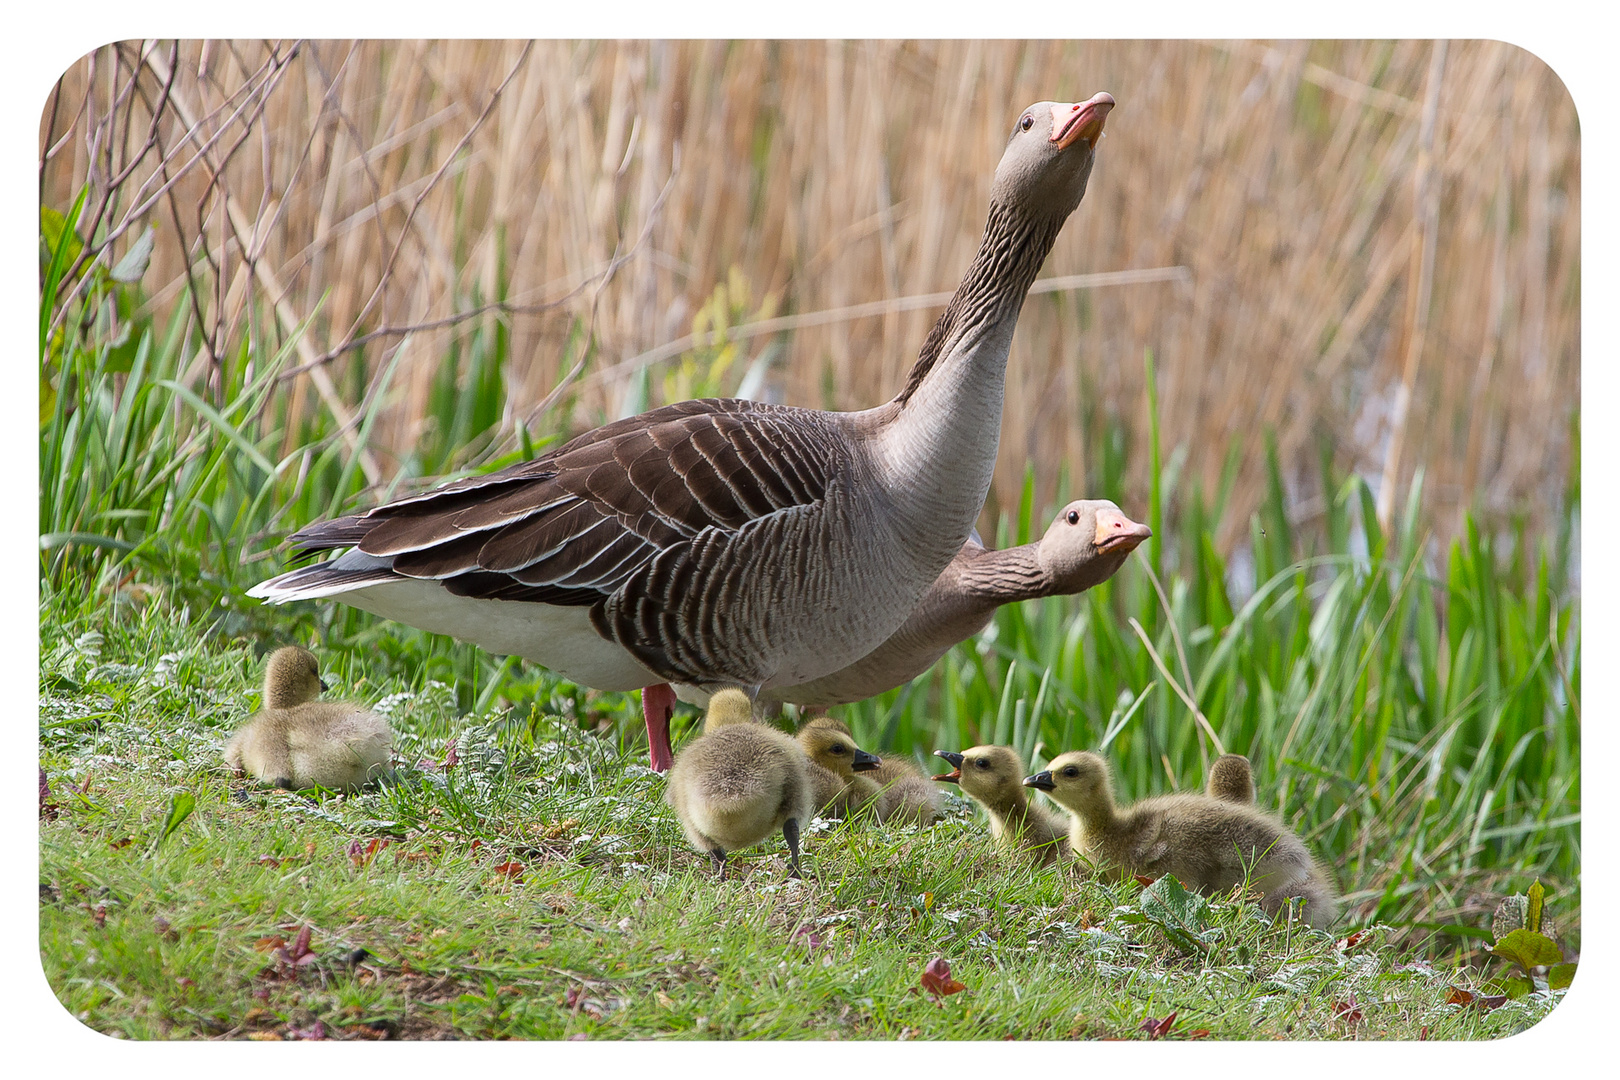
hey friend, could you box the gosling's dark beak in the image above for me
[852,749,882,773]
[932,750,963,783]
[320,678,330,692]
[1024,770,1056,792]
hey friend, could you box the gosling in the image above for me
[1206,753,1255,805]
[933,746,1069,865]
[796,716,883,818]
[1026,751,1339,928]
[800,715,944,825]
[665,688,813,880]
[223,646,393,793]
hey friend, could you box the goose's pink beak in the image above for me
[1051,92,1115,150]
[1094,506,1152,555]
[643,684,676,773]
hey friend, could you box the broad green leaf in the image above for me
[110,225,155,283]
[1526,879,1545,936]
[1490,928,1563,972]
[153,791,196,849]
[39,374,57,426]
[1485,975,1534,1001]
[1139,874,1213,953]
[1548,963,1577,991]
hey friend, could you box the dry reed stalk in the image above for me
[40,40,1580,555]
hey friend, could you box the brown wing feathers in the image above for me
[282,400,839,674]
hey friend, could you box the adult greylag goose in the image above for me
[665,688,813,880]
[247,94,1116,773]
[1025,751,1339,928]
[735,499,1147,711]
[223,646,394,792]
[934,745,1069,865]
[1206,753,1255,804]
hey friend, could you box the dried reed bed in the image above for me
[40,40,1579,552]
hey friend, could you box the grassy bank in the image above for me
[38,621,1567,1040]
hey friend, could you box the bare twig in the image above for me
[585,266,1192,390]
[322,41,534,370]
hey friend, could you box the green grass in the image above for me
[39,629,1564,1040]
[38,197,1579,1038]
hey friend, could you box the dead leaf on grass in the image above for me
[1337,929,1373,951]
[348,838,392,868]
[1139,1011,1177,1039]
[920,957,967,998]
[1331,995,1364,1025]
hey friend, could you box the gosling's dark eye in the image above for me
[1066,510,1080,526]
[976,759,990,770]
[1063,766,1079,778]
[1020,114,1034,132]
[831,745,845,754]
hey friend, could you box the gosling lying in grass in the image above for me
[933,745,1068,864]
[1206,753,1255,804]
[796,716,882,818]
[666,688,813,880]
[1025,751,1339,928]
[799,715,944,824]
[223,646,393,793]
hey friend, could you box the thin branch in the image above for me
[585,265,1192,390]
[325,41,534,369]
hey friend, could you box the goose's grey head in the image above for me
[1037,498,1151,592]
[990,93,1115,218]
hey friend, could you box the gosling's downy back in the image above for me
[665,688,812,878]
[1029,750,1338,928]
[225,646,393,792]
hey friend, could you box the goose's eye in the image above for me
[1020,114,1034,132]
[976,759,991,770]
[1066,510,1080,526]
[1063,766,1079,778]
[831,745,845,754]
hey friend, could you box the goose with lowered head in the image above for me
[248,94,1116,773]
[737,499,1147,712]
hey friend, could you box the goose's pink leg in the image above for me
[642,684,677,773]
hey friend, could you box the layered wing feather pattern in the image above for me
[265,398,845,681]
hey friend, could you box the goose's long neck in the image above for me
[955,544,1049,604]
[896,544,1048,651]
[866,202,1068,552]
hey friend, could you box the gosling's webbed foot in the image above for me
[710,847,728,881]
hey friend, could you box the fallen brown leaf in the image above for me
[1337,929,1372,951]
[920,957,967,998]
[1139,1011,1176,1039]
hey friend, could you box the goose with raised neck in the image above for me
[247,94,1116,775]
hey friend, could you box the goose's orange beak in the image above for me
[1095,507,1151,554]
[1051,92,1115,150]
